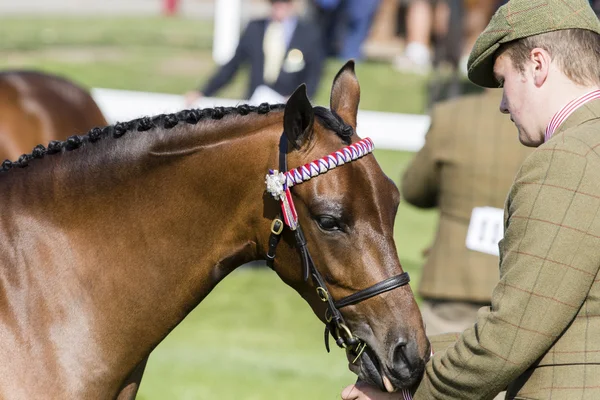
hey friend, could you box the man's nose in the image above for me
[499,96,509,114]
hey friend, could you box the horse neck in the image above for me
[2,109,285,389]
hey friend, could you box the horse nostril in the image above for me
[392,339,410,369]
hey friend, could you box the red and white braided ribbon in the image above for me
[283,137,374,189]
[265,138,375,229]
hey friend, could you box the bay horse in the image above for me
[0,70,107,162]
[0,61,429,399]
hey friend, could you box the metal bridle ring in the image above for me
[316,287,329,302]
[325,308,333,323]
[334,322,355,348]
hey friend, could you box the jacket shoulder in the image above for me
[243,19,266,34]
[557,118,600,153]
[510,126,600,209]
[542,119,600,161]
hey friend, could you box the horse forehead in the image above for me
[343,160,400,211]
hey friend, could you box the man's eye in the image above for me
[316,216,342,232]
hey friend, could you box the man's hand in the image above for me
[184,90,203,106]
[341,381,401,400]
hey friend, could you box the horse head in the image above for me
[263,61,430,392]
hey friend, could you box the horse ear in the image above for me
[330,60,360,128]
[284,84,314,149]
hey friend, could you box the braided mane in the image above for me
[1,102,354,174]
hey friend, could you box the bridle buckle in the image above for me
[270,218,284,235]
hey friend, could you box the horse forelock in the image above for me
[312,106,354,144]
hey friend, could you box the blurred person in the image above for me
[339,0,382,60]
[394,0,499,76]
[342,0,600,398]
[460,0,498,73]
[311,0,381,60]
[393,0,439,74]
[402,88,532,337]
[185,0,324,104]
[311,0,344,58]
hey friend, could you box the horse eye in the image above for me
[316,215,342,232]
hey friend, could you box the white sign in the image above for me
[465,207,504,256]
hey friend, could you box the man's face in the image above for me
[271,1,294,22]
[494,53,543,147]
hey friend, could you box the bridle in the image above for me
[265,133,411,362]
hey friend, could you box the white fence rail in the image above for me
[90,88,430,152]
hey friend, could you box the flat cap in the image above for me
[467,0,600,88]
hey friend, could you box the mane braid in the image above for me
[312,106,354,143]
[0,102,286,173]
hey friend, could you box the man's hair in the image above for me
[497,29,600,87]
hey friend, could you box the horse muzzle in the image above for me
[352,338,428,393]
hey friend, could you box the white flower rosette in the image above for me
[265,170,286,200]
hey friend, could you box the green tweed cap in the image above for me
[467,0,600,88]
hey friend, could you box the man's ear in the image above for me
[330,60,360,129]
[530,47,550,87]
[284,84,314,149]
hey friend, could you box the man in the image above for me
[401,88,533,337]
[185,0,324,104]
[341,0,600,398]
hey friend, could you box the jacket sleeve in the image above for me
[200,22,254,97]
[412,139,600,399]
[400,108,441,208]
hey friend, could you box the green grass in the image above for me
[0,16,429,114]
[0,16,437,399]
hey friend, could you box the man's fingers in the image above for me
[341,384,360,400]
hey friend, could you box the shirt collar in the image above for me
[268,17,298,48]
[545,89,600,142]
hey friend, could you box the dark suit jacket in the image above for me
[201,18,324,100]
[402,90,533,303]
[414,99,600,399]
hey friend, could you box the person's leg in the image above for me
[432,0,450,39]
[339,0,382,60]
[314,0,345,57]
[460,0,497,73]
[394,0,433,73]
[406,0,433,49]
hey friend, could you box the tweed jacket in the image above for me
[413,99,600,399]
[402,90,533,302]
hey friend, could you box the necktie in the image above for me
[263,21,286,85]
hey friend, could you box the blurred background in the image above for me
[0,0,530,398]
